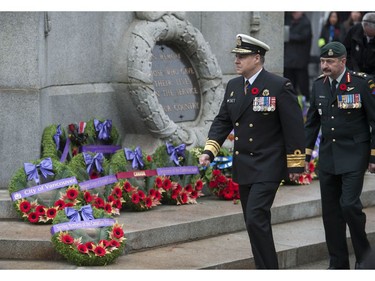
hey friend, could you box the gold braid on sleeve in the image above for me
[287,149,305,168]
[203,139,221,157]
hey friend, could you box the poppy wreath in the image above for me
[8,157,80,224]
[41,124,69,162]
[67,152,120,215]
[51,205,126,266]
[151,142,204,205]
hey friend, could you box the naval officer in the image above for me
[199,34,306,269]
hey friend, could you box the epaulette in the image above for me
[315,74,325,81]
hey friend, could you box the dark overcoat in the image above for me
[204,69,305,185]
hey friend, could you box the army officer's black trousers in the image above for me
[239,181,279,269]
[319,169,371,269]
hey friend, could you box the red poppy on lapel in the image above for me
[339,84,347,91]
[251,87,259,95]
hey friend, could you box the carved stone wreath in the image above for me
[125,12,224,148]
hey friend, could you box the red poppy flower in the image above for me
[28,212,39,223]
[251,87,259,95]
[84,191,93,203]
[54,199,65,210]
[61,233,74,244]
[35,205,46,216]
[19,200,31,213]
[93,245,106,257]
[146,155,152,162]
[123,181,132,192]
[162,178,172,190]
[149,189,156,197]
[66,188,78,200]
[155,177,163,188]
[109,240,120,248]
[99,239,110,248]
[107,195,115,202]
[85,241,94,251]
[77,244,89,254]
[94,197,105,208]
[154,190,162,201]
[170,189,179,200]
[46,208,57,219]
[104,203,112,213]
[112,226,124,239]
[339,84,347,91]
[131,193,140,204]
[213,169,221,176]
[195,180,203,191]
[137,190,145,199]
[184,184,193,193]
[90,171,99,180]
[190,190,199,199]
[180,193,189,204]
[113,187,122,198]
[144,197,153,208]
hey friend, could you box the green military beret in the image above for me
[320,41,347,58]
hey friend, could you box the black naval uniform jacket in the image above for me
[305,70,375,174]
[203,69,305,185]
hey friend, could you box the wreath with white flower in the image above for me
[8,157,79,224]
[51,205,126,266]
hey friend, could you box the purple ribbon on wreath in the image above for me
[124,146,144,169]
[94,119,112,140]
[53,124,62,150]
[65,205,94,222]
[83,152,104,175]
[166,142,186,166]
[24,157,54,185]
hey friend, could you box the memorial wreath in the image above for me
[51,205,126,266]
[8,157,80,224]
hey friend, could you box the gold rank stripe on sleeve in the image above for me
[305,148,313,156]
[287,150,305,168]
[204,139,221,157]
[372,149,375,156]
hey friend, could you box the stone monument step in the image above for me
[1,207,375,270]
[1,174,375,269]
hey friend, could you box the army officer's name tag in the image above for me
[337,93,362,109]
[253,96,276,112]
[227,98,236,103]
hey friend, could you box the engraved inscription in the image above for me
[152,44,201,122]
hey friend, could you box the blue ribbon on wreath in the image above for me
[65,205,94,222]
[83,152,104,175]
[53,124,62,150]
[24,157,54,185]
[94,119,112,140]
[124,146,144,169]
[166,142,186,166]
[210,156,233,169]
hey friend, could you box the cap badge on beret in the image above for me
[328,49,334,56]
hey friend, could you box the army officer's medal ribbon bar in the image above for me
[253,96,276,112]
[337,93,362,109]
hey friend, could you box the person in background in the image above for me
[343,12,363,36]
[305,41,375,269]
[284,12,312,104]
[318,12,346,48]
[199,34,305,269]
[343,12,375,76]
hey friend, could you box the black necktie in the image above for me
[245,80,250,95]
[331,80,337,96]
